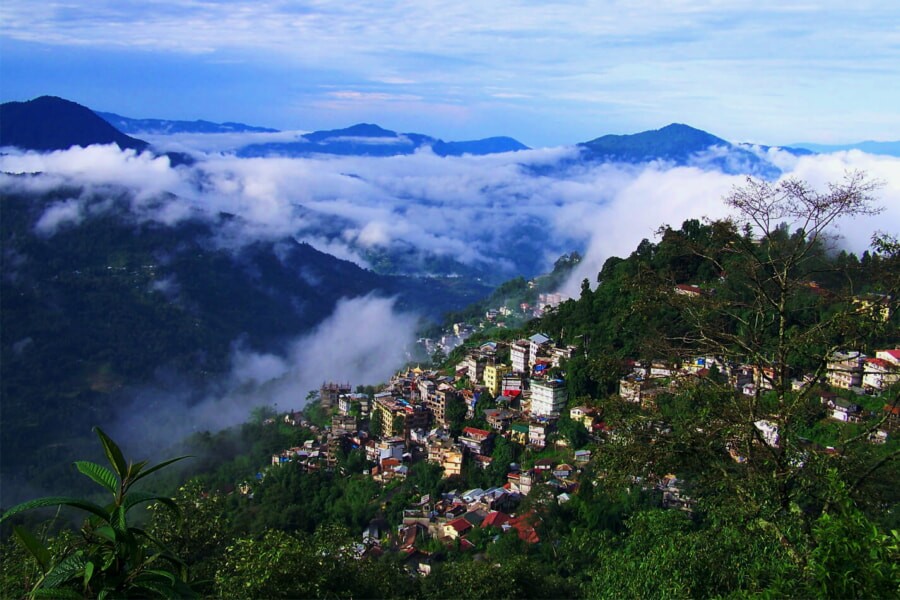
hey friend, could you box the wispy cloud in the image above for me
[2,1,897,146]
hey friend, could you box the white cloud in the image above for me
[108,294,418,450]
[3,141,898,289]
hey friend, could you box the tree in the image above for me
[589,173,897,594]
[1,427,193,598]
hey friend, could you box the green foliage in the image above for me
[0,428,193,598]
[215,526,416,599]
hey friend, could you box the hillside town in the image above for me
[254,315,900,575]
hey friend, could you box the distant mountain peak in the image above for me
[96,111,278,135]
[0,96,149,152]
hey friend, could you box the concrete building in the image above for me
[530,378,567,417]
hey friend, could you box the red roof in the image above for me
[482,511,511,529]
[882,349,900,360]
[508,513,540,544]
[447,517,473,533]
[462,426,491,438]
[884,405,900,416]
[866,357,892,368]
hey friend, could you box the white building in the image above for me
[530,379,567,417]
[510,340,530,374]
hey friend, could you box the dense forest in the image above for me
[2,174,898,598]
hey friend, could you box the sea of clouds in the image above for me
[2,139,897,441]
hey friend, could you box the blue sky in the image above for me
[1,1,898,147]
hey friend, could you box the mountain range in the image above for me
[96,111,279,135]
[236,122,530,158]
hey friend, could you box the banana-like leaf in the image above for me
[131,455,191,485]
[93,427,127,480]
[12,525,51,572]
[74,461,119,496]
[41,551,86,589]
[1,497,109,523]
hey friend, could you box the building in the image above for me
[426,386,458,428]
[827,351,866,389]
[528,334,551,368]
[483,363,512,397]
[459,427,494,455]
[510,341,530,374]
[863,357,900,391]
[331,414,357,437]
[530,379,567,417]
[373,395,430,440]
[459,354,486,384]
[529,422,550,448]
[320,382,352,409]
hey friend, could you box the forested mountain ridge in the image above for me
[0,180,490,503]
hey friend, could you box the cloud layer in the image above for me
[2,140,899,452]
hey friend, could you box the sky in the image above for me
[1,1,898,148]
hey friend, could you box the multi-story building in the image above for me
[458,354,486,384]
[320,382,352,409]
[483,363,511,397]
[425,386,458,428]
[510,341,530,374]
[427,438,463,478]
[528,334,551,368]
[827,351,866,389]
[863,354,900,391]
[530,378,567,417]
[331,414,357,437]
[459,426,494,455]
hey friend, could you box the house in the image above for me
[443,517,473,539]
[505,513,540,544]
[830,399,863,423]
[827,351,866,389]
[863,352,900,391]
[427,438,463,478]
[754,420,780,448]
[331,414,357,436]
[483,408,515,431]
[320,382,352,409]
[883,405,900,430]
[574,449,592,463]
[460,427,494,455]
[853,293,892,322]
[674,284,703,297]
[481,510,511,530]
[529,422,551,449]
[509,422,530,445]
[619,377,658,404]
[552,463,574,479]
